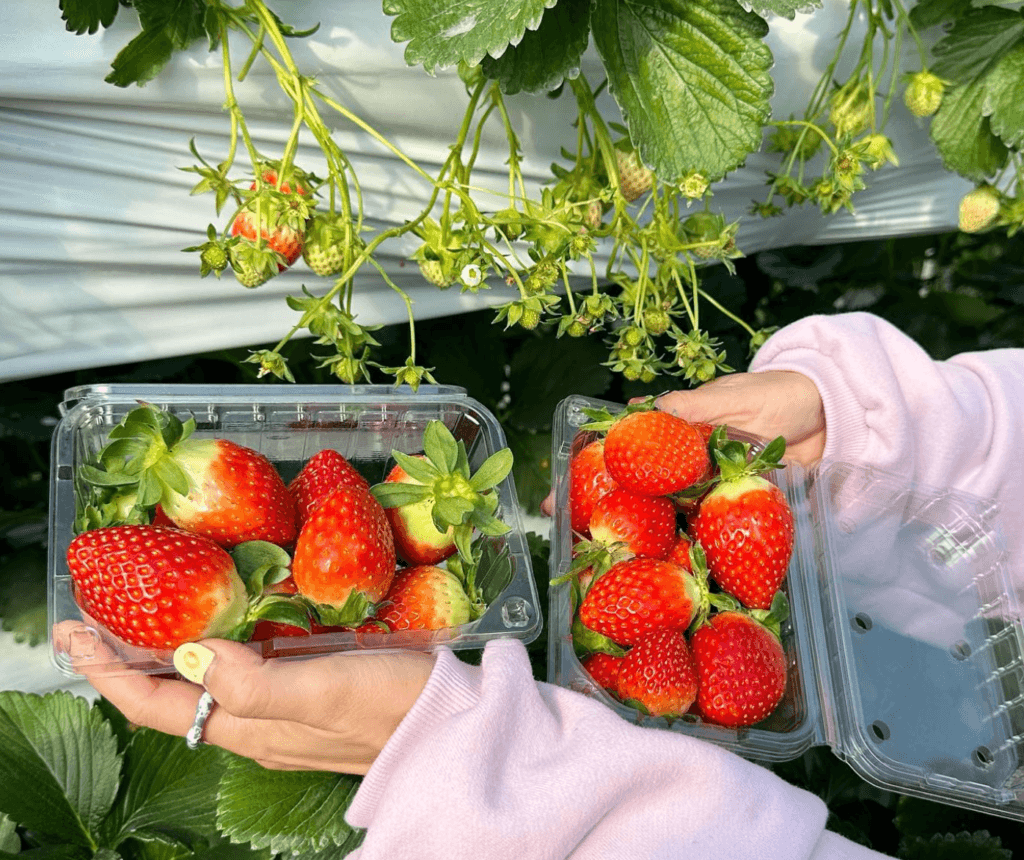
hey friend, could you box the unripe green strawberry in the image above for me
[520,308,541,330]
[615,149,653,202]
[303,215,358,277]
[200,244,228,273]
[643,308,671,336]
[904,70,944,118]
[959,185,1001,233]
[418,259,453,288]
[828,79,872,138]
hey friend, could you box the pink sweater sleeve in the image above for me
[749,311,1024,585]
[345,640,885,860]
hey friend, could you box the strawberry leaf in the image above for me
[216,757,363,852]
[480,0,593,95]
[0,691,121,846]
[929,7,1024,180]
[384,0,558,73]
[591,0,773,183]
[743,0,821,18]
[984,43,1024,149]
[60,0,121,35]
[0,813,17,854]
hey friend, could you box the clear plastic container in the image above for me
[547,394,1024,822]
[48,384,541,677]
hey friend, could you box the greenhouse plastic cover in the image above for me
[0,0,972,382]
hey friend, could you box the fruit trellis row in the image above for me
[62,0,1024,386]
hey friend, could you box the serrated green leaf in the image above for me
[103,729,226,846]
[908,0,973,31]
[0,691,122,845]
[134,0,210,51]
[105,27,176,87]
[422,421,459,473]
[742,0,821,20]
[930,7,1024,83]
[591,0,773,183]
[60,0,121,35]
[481,0,593,95]
[930,82,1009,181]
[469,448,514,491]
[385,0,558,72]
[984,43,1024,148]
[216,758,362,852]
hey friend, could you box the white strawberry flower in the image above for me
[460,263,483,288]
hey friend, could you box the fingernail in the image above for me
[173,642,215,685]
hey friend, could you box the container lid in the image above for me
[799,461,1024,819]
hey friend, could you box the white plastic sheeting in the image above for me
[0,0,971,382]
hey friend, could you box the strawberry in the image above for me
[370,420,513,564]
[690,609,787,727]
[380,456,457,565]
[615,148,653,202]
[288,448,369,527]
[664,531,694,570]
[690,437,794,610]
[303,212,362,277]
[291,484,396,627]
[616,628,698,717]
[229,166,313,274]
[66,525,248,650]
[378,564,473,631]
[579,557,702,646]
[76,404,299,549]
[587,487,677,560]
[589,403,710,497]
[581,651,624,693]
[568,438,618,536]
[418,259,454,288]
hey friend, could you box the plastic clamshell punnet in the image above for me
[547,394,1024,822]
[48,384,541,677]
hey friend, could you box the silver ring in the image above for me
[185,691,215,750]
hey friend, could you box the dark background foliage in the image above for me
[2,227,1023,857]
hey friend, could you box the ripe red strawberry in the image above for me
[230,209,304,270]
[78,404,299,550]
[588,487,677,559]
[291,484,396,626]
[288,449,369,527]
[691,474,793,610]
[378,564,474,631]
[66,525,248,650]
[690,610,787,727]
[579,557,702,646]
[617,628,699,717]
[381,456,457,566]
[602,409,710,497]
[569,438,618,536]
[664,531,694,570]
[581,651,624,693]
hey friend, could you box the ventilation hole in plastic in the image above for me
[973,746,994,768]
[870,721,890,742]
[950,640,972,661]
[501,596,530,628]
[851,612,873,633]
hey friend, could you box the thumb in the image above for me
[174,638,297,721]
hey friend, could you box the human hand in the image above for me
[654,370,826,469]
[53,621,436,774]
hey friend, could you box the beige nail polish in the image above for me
[173,642,215,685]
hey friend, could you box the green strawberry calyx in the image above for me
[445,536,514,620]
[222,540,316,640]
[579,396,656,433]
[74,403,203,533]
[711,433,787,484]
[370,419,513,562]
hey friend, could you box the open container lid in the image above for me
[790,459,1024,820]
[547,394,1024,822]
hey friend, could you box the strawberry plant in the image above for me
[55,0,1024,389]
